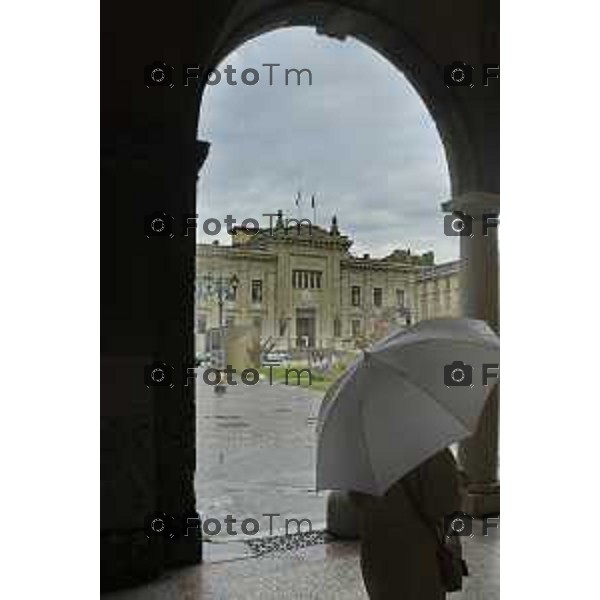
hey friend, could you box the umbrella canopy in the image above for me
[316,318,499,496]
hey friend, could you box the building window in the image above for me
[279,319,287,336]
[207,328,223,351]
[333,317,341,338]
[351,286,361,306]
[196,315,207,334]
[225,315,235,328]
[251,280,263,303]
[373,287,383,307]
[351,319,361,338]
[292,270,322,289]
[396,289,405,307]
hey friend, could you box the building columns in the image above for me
[443,192,500,516]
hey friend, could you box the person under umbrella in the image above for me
[316,318,499,599]
[350,448,463,599]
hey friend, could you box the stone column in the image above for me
[101,135,209,590]
[442,192,500,516]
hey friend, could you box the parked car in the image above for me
[195,352,211,368]
[262,352,291,365]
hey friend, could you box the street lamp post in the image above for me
[203,272,239,328]
[201,273,239,393]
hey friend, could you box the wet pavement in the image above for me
[105,524,499,600]
[105,378,499,598]
[195,378,327,546]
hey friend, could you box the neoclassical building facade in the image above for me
[196,210,461,353]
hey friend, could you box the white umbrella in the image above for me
[316,318,499,496]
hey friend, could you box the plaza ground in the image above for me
[105,380,499,598]
[195,377,327,539]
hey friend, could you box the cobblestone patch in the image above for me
[245,530,334,556]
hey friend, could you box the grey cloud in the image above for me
[196,27,457,262]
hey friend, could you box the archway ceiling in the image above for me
[213,0,490,70]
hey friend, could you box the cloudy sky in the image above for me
[197,27,458,263]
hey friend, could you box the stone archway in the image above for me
[197,1,479,195]
[101,0,499,590]
[195,2,500,519]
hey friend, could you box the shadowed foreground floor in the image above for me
[104,519,499,600]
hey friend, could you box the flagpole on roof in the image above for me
[295,189,302,221]
[312,193,317,226]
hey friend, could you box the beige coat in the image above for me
[350,449,461,600]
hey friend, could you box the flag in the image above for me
[311,194,315,209]
[295,190,301,207]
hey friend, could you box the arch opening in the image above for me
[193,24,463,547]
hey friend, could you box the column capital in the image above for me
[101,133,210,177]
[441,192,499,216]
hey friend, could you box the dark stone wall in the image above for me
[101,0,234,590]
